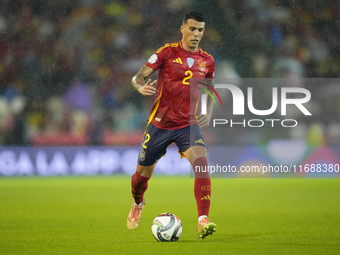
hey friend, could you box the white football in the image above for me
[151,213,182,242]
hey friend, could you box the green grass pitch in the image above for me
[1,176,339,255]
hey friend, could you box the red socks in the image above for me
[131,157,211,217]
[193,157,211,217]
[131,172,150,204]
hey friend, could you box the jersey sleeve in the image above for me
[145,44,170,71]
[206,57,215,79]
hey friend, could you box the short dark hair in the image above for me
[183,11,205,24]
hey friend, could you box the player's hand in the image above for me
[198,113,212,129]
[138,79,157,96]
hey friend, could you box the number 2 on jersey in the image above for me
[182,70,193,85]
[142,133,150,149]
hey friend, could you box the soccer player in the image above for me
[127,11,217,239]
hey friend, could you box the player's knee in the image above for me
[190,146,207,162]
[136,163,156,177]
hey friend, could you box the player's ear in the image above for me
[180,25,184,34]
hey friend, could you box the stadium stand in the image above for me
[0,0,339,145]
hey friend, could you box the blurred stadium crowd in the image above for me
[0,0,339,146]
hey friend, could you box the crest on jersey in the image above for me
[198,59,206,72]
[187,58,194,68]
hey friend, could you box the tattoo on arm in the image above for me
[132,65,155,91]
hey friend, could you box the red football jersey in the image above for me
[145,41,215,130]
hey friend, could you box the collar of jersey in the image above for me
[179,40,201,54]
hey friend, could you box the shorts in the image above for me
[137,123,207,166]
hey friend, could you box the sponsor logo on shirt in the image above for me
[173,58,182,64]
